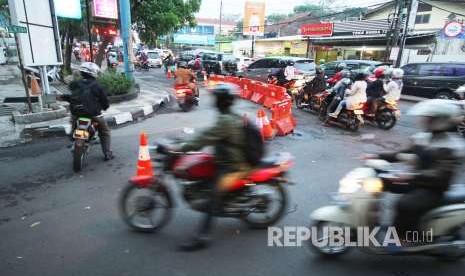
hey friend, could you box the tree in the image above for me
[293,4,333,17]
[131,0,201,46]
[266,13,288,24]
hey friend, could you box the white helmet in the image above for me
[391,68,404,79]
[408,99,463,132]
[78,62,101,78]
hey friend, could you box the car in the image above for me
[201,52,238,75]
[146,50,162,68]
[401,62,465,99]
[321,60,389,79]
[241,56,316,82]
[236,57,253,72]
[178,51,196,63]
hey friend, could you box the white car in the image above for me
[146,50,162,68]
[237,57,253,72]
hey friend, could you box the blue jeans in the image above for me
[333,100,347,115]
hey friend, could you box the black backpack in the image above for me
[242,119,265,166]
[69,82,99,117]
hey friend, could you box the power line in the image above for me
[239,1,390,30]
[418,0,465,18]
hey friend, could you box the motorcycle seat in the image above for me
[443,184,465,204]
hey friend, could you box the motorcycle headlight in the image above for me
[338,176,362,194]
[362,178,383,193]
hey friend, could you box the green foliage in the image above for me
[98,71,134,96]
[266,13,288,23]
[131,0,201,45]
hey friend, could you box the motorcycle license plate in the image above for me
[354,110,364,115]
[73,129,89,139]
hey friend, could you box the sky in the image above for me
[196,0,390,19]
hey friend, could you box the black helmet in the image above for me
[336,62,347,71]
[177,61,187,68]
[315,66,324,75]
[211,83,240,112]
[354,70,369,81]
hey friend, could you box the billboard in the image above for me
[54,0,82,19]
[8,0,62,66]
[243,1,265,36]
[301,22,333,37]
[176,25,214,35]
[173,34,215,46]
[93,0,119,19]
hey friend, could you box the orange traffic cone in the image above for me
[30,76,41,95]
[203,71,208,86]
[167,70,172,79]
[134,132,154,178]
[256,109,275,140]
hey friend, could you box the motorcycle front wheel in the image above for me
[119,183,173,233]
[241,182,287,229]
[308,220,351,257]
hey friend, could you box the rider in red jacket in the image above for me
[327,62,348,87]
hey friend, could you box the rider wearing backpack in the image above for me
[175,83,264,251]
[59,62,113,161]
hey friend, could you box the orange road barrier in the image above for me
[271,100,296,136]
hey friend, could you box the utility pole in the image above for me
[396,0,412,67]
[119,0,134,80]
[384,0,405,63]
[219,0,223,52]
[85,0,93,62]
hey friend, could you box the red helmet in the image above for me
[374,66,386,78]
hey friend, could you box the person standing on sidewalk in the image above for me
[58,62,114,161]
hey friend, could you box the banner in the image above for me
[54,0,82,19]
[243,1,265,36]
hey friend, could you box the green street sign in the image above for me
[8,25,28,34]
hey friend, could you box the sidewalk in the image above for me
[0,77,172,147]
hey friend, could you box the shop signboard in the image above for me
[332,19,390,37]
[54,0,82,19]
[301,22,333,37]
[243,1,266,36]
[93,0,119,19]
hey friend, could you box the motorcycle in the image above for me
[135,61,150,71]
[71,116,98,172]
[309,158,465,261]
[174,84,198,112]
[119,141,294,232]
[362,100,401,130]
[295,88,331,120]
[320,92,364,131]
[268,76,300,100]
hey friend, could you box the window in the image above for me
[418,64,441,76]
[441,64,465,77]
[417,3,432,12]
[321,62,337,71]
[148,52,159,59]
[402,64,418,76]
[454,65,465,77]
[415,14,431,24]
[346,63,360,70]
[248,59,268,69]
[295,60,316,72]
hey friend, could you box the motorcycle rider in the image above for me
[366,66,387,115]
[382,68,403,104]
[302,67,326,100]
[284,61,296,82]
[327,62,348,87]
[323,69,352,117]
[175,84,250,251]
[58,62,113,161]
[174,61,199,99]
[364,99,465,243]
[329,71,367,118]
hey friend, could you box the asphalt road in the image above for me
[0,69,463,276]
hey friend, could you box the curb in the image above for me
[21,94,170,140]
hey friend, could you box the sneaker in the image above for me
[328,112,338,118]
[104,152,115,161]
[177,235,210,252]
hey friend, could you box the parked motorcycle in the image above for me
[309,158,465,261]
[174,85,197,112]
[119,141,294,232]
[71,116,98,172]
[362,100,401,130]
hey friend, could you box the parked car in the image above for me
[237,57,253,72]
[241,56,316,82]
[321,60,389,79]
[201,52,237,75]
[401,62,465,99]
[146,50,162,68]
[178,51,196,63]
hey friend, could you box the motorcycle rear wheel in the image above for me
[241,183,287,229]
[376,109,397,130]
[119,183,173,233]
[435,223,465,262]
[73,143,85,172]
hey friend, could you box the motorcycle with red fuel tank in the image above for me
[119,141,294,232]
[361,100,400,130]
[174,84,198,112]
